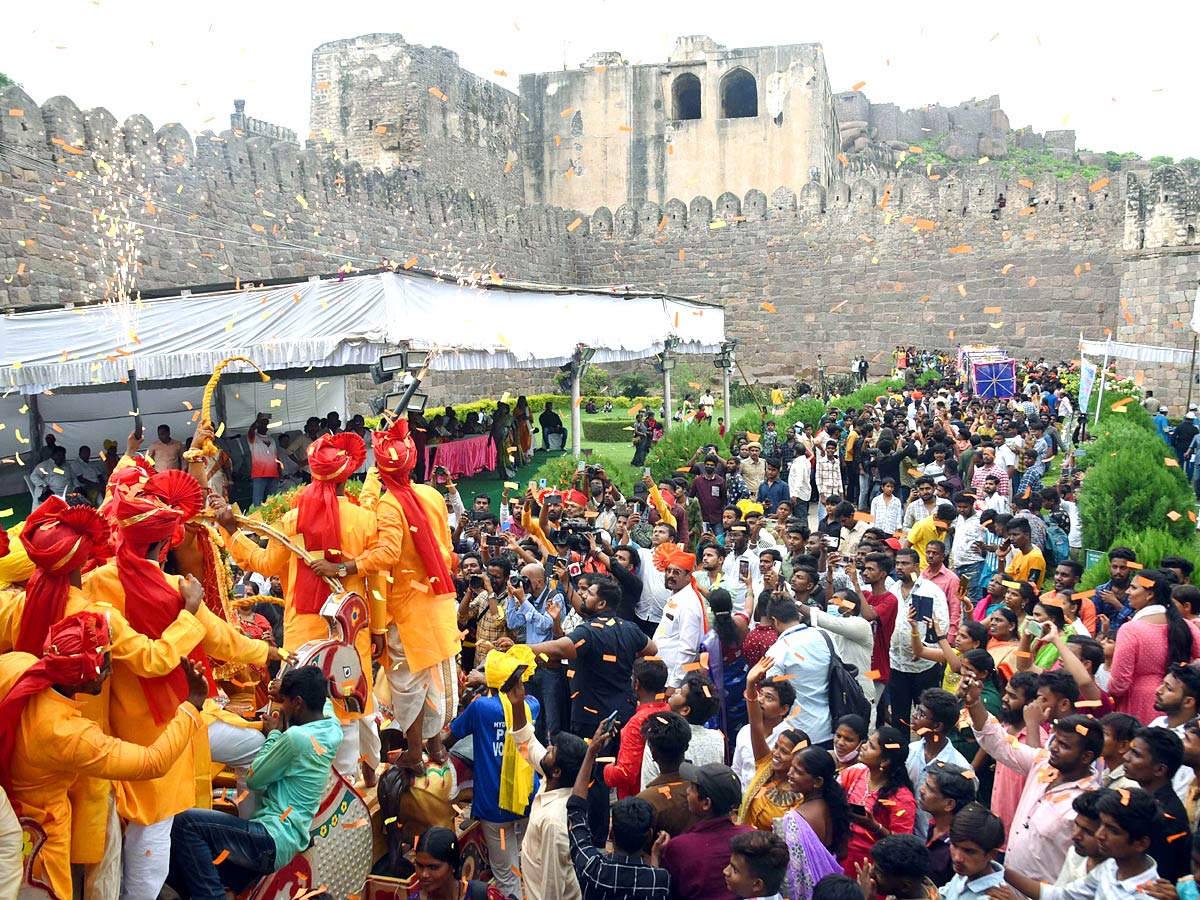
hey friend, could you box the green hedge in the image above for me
[1080,528,1200,590]
[1078,392,1195,551]
[583,419,642,444]
[364,394,664,430]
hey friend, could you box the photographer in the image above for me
[506,564,566,741]
[457,557,515,664]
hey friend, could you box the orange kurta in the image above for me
[80,563,269,825]
[223,499,381,722]
[0,585,212,861]
[356,472,460,672]
[0,653,201,900]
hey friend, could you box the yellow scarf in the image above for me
[498,692,536,815]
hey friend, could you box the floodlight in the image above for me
[578,346,597,364]
[368,394,388,416]
[714,358,733,369]
[404,350,430,371]
[660,357,677,371]
[370,351,406,385]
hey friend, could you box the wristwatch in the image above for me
[336,563,349,578]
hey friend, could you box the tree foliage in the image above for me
[1080,528,1200,590]
[646,422,722,486]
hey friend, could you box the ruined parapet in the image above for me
[1125,166,1200,251]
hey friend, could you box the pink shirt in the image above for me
[247,431,280,479]
[921,566,961,642]
[973,715,1100,883]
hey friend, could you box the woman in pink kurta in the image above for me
[1107,568,1200,723]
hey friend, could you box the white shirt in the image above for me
[996,444,1018,474]
[641,724,725,790]
[511,721,582,900]
[652,586,707,688]
[787,454,812,502]
[635,548,673,623]
[1041,857,1158,900]
[951,514,986,567]
[808,606,874,700]
[1062,499,1083,548]
[870,493,903,535]
[983,491,1011,515]
[732,720,789,789]
[889,577,949,674]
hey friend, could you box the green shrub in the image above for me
[528,449,635,499]
[829,378,905,410]
[728,409,768,449]
[1079,528,1200,590]
[583,419,641,443]
[1076,419,1151,470]
[646,422,723,485]
[1078,425,1195,550]
[617,372,652,398]
[779,397,827,433]
[580,366,612,396]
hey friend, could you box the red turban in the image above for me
[16,498,112,655]
[563,489,588,509]
[666,549,696,572]
[371,418,456,600]
[293,432,366,615]
[0,612,111,803]
[112,469,208,724]
[99,456,155,522]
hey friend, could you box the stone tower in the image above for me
[308,33,522,200]
[518,35,841,211]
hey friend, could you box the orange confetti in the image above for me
[918,295,930,304]
[603,654,617,662]
[957,284,967,298]
[618,125,633,132]
[851,81,866,91]
[403,257,418,270]
[566,217,583,232]
[280,806,293,821]
[1019,178,1034,188]
[494,69,508,77]
[915,218,936,230]
[1028,276,1038,287]
[948,244,973,254]
[829,299,850,313]
[761,301,776,313]
[1019,206,1036,215]
[1165,457,1180,468]
[315,82,331,89]
[1089,177,1110,193]
[213,850,230,865]
[560,107,575,117]
[865,670,882,680]
[310,736,326,755]
[838,152,849,167]
[7,109,25,117]
[504,160,514,174]
[678,249,686,261]
[983,306,1001,314]
[1001,264,1015,274]
[1123,311,1134,324]
[1167,511,1182,522]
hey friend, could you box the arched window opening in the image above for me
[672,73,701,120]
[720,69,757,119]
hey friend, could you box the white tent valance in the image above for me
[1081,339,1193,366]
[0,272,724,393]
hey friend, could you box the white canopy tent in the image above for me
[0,270,725,495]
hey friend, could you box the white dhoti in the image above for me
[120,817,172,900]
[384,624,458,741]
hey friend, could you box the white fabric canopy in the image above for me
[1080,339,1193,366]
[0,272,724,392]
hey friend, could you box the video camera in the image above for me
[555,517,595,554]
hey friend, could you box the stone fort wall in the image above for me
[1,85,1198,409]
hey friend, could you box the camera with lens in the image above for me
[556,518,595,554]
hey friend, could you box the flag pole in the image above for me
[1094,337,1111,427]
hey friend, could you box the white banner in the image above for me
[1078,359,1098,415]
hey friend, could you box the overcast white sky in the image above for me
[3,0,1195,160]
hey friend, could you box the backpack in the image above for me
[1045,512,1071,567]
[817,630,872,723]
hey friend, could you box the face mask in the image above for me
[704,466,715,474]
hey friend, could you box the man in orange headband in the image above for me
[216,431,384,780]
[652,549,709,690]
[315,417,461,773]
[0,612,209,900]
[85,469,277,900]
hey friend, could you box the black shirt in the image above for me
[1151,782,1192,882]
[567,615,649,733]
[567,795,671,900]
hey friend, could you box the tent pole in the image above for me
[1188,336,1198,412]
[1094,339,1111,427]
[128,366,142,440]
[663,364,673,433]
[570,364,581,458]
[722,365,731,432]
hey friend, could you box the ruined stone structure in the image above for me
[519,36,841,211]
[0,32,1198,408]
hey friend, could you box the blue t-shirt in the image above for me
[451,694,541,822]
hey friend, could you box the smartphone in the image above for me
[568,561,582,578]
[538,478,547,489]
[848,803,867,817]
[823,534,839,549]
[739,559,750,578]
[643,467,652,477]
[772,561,782,575]
[486,535,504,548]
[1024,619,1044,639]
[600,709,619,734]
[577,460,586,473]
[913,592,934,625]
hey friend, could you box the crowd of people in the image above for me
[3,355,1200,900]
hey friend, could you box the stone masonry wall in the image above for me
[2,83,1199,412]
